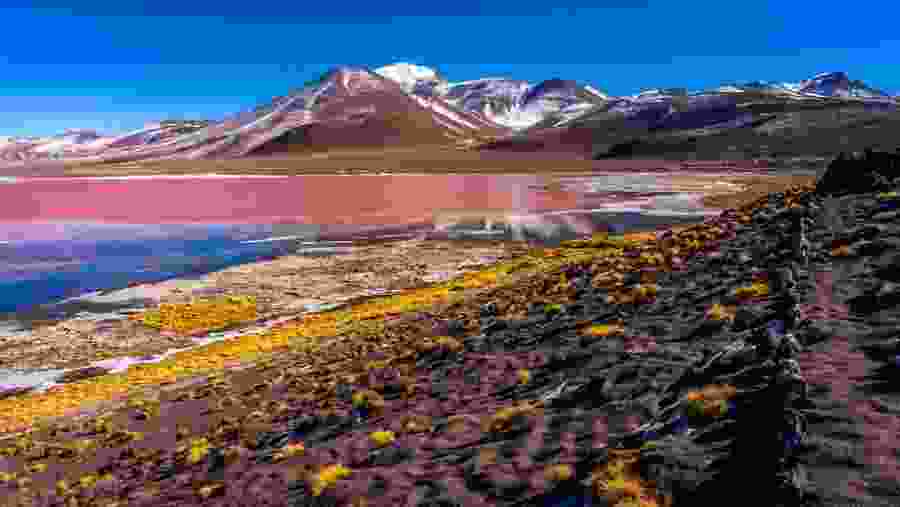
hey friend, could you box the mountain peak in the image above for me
[799,71,851,97]
[374,63,446,95]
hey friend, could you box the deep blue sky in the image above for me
[1,0,899,137]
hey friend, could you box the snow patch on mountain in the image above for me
[584,85,608,98]
[798,71,851,98]
[374,63,449,96]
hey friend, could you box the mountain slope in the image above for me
[442,76,606,129]
[1,67,898,166]
[373,63,608,130]
[0,67,509,164]
[478,71,900,163]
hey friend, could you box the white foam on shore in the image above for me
[240,236,332,244]
[0,369,67,391]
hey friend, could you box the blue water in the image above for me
[0,224,326,315]
[0,207,711,319]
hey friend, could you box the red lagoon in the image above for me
[0,174,670,227]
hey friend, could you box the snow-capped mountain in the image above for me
[374,63,449,97]
[480,70,899,161]
[797,71,851,97]
[0,65,508,164]
[0,66,896,166]
[442,78,536,128]
[710,73,893,101]
[374,63,607,130]
[444,76,607,130]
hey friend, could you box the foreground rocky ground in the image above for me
[0,155,896,506]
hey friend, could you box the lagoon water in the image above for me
[0,173,717,320]
[0,225,318,315]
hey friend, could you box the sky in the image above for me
[1,0,899,137]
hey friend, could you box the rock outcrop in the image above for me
[815,148,900,196]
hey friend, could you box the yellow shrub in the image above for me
[544,464,573,482]
[734,282,769,299]
[587,323,625,337]
[705,303,735,321]
[188,437,210,465]
[26,463,47,473]
[310,464,352,496]
[831,245,852,257]
[79,473,99,488]
[136,295,258,334]
[370,430,396,447]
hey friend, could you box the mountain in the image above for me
[373,63,450,97]
[374,63,607,130]
[0,66,897,167]
[479,71,900,163]
[0,66,508,165]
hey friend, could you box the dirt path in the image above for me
[796,194,900,504]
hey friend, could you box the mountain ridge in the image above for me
[1,64,898,166]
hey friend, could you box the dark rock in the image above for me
[527,301,548,316]
[430,381,450,401]
[874,253,900,282]
[840,223,889,244]
[287,415,321,440]
[872,210,900,222]
[463,334,489,353]
[416,494,461,507]
[492,476,530,499]
[509,315,548,329]
[679,319,726,342]
[205,447,226,479]
[334,382,353,403]
[849,281,900,314]
[480,302,498,318]
[530,443,563,463]
[480,316,507,334]
[446,319,467,337]
[858,338,900,361]
[155,461,177,482]
[253,430,290,452]
[622,271,642,287]
[816,149,900,196]
[364,445,415,467]
[367,475,389,497]
[732,307,763,332]
[638,439,719,502]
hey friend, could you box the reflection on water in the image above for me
[0,173,714,227]
[0,173,718,317]
[0,226,330,315]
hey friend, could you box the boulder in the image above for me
[816,149,900,196]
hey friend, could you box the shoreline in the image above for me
[0,170,815,391]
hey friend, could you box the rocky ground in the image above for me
[0,154,896,506]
